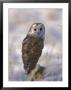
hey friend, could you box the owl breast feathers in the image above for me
[22,35,44,74]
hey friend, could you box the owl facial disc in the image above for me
[28,23,45,39]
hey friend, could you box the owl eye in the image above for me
[40,28,42,31]
[34,28,36,31]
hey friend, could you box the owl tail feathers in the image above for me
[25,68,31,74]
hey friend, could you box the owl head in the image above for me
[28,23,45,39]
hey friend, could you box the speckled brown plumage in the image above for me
[22,35,44,73]
[22,23,45,74]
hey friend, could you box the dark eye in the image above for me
[34,28,36,31]
[40,28,42,31]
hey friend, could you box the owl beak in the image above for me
[37,31,40,35]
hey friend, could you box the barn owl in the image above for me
[22,23,45,74]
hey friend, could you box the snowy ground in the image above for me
[8,8,62,81]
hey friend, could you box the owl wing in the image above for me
[22,35,44,74]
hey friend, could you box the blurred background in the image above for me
[8,8,62,81]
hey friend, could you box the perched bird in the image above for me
[22,23,45,74]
